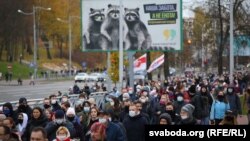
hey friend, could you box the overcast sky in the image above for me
[183,0,206,18]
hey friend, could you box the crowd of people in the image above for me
[0,72,250,141]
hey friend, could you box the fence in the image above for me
[0,92,109,110]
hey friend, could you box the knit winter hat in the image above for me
[55,110,65,119]
[181,104,195,117]
[66,107,76,116]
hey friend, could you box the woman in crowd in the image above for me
[210,91,230,125]
[90,122,107,141]
[22,107,48,141]
[85,107,99,141]
[53,126,72,141]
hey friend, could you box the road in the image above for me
[0,79,84,103]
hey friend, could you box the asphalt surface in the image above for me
[0,79,83,103]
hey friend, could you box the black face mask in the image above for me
[166,110,175,117]
[19,105,26,109]
[44,104,51,109]
[217,95,224,101]
[18,119,23,124]
[67,116,75,122]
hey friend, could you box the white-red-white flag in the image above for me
[147,54,165,73]
[134,54,147,73]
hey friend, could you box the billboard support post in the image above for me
[119,0,124,91]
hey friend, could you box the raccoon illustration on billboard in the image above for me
[81,0,182,51]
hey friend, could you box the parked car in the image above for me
[89,73,107,82]
[74,73,89,82]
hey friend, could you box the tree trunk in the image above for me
[146,52,152,80]
[46,47,52,60]
[218,0,223,75]
[0,43,2,61]
[26,37,33,55]
[57,36,63,58]
[41,33,52,60]
[164,51,170,80]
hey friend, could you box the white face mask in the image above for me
[55,119,64,125]
[98,118,107,123]
[79,98,85,102]
[181,115,188,120]
[57,135,67,141]
[140,98,146,103]
[84,107,90,112]
[110,101,114,106]
[108,117,112,121]
[177,96,183,102]
[228,89,233,93]
[129,111,136,117]
[51,99,57,104]
[62,98,68,102]
[128,90,133,94]
[136,88,141,92]
[123,98,128,101]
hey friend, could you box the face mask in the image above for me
[44,104,51,109]
[18,119,23,124]
[98,118,107,123]
[166,110,174,116]
[140,98,146,103]
[110,101,114,106]
[57,135,67,141]
[84,107,90,112]
[217,95,224,101]
[123,98,128,101]
[3,109,10,115]
[19,105,26,109]
[181,115,188,120]
[136,88,141,92]
[228,89,233,93]
[108,117,112,121]
[51,99,57,104]
[67,116,75,122]
[128,90,133,94]
[79,98,85,103]
[129,111,136,117]
[177,96,183,102]
[55,119,64,125]
[62,98,68,102]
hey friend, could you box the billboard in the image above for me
[81,0,182,51]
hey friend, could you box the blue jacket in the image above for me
[106,121,125,141]
[210,100,230,120]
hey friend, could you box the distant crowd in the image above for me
[0,71,250,141]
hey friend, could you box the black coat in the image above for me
[123,114,148,141]
[22,115,48,141]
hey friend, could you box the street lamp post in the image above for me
[18,6,51,80]
[57,16,80,77]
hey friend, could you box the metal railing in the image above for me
[0,92,109,110]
